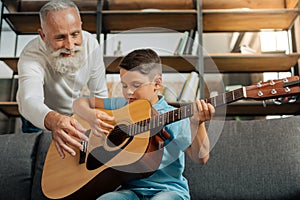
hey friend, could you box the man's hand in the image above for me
[44,111,89,158]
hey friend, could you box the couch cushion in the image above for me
[0,132,42,200]
[184,116,300,200]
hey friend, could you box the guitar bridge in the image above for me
[79,129,91,164]
[79,140,88,164]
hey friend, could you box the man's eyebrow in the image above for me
[71,30,81,35]
[54,34,66,39]
[54,30,81,38]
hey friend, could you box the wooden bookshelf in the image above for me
[1,0,299,118]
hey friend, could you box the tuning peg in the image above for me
[258,90,263,97]
[285,87,291,93]
[273,98,282,105]
[257,81,262,88]
[288,96,297,103]
[269,80,275,85]
[262,100,267,107]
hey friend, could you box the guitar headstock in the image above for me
[245,76,300,100]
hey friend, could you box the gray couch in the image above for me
[0,116,300,200]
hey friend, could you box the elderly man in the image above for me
[17,0,108,158]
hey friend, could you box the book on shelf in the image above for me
[174,31,189,55]
[183,29,196,55]
[191,32,199,55]
[177,71,199,103]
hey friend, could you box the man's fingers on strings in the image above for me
[57,135,80,157]
[59,128,84,152]
[55,141,65,159]
[72,118,87,133]
[69,121,89,141]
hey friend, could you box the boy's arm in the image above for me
[73,97,114,135]
[185,100,215,164]
[185,122,210,164]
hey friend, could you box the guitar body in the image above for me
[42,99,167,200]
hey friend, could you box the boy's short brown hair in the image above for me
[119,49,162,80]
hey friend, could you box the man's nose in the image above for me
[63,37,75,50]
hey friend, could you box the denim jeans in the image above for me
[96,190,183,200]
[21,116,42,133]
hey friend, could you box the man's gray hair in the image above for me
[39,0,80,28]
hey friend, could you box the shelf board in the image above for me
[0,57,18,74]
[203,9,299,32]
[104,53,300,73]
[104,55,197,73]
[0,102,20,117]
[3,8,298,34]
[2,12,97,34]
[3,54,298,74]
[101,10,197,32]
[207,53,300,73]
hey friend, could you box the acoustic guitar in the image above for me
[42,76,300,200]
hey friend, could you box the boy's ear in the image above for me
[153,75,162,89]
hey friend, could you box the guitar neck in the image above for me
[129,87,245,136]
[205,87,245,107]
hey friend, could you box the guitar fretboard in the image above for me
[206,87,244,107]
[128,104,194,136]
[127,87,245,136]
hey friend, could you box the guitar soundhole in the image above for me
[107,124,130,148]
[86,124,132,170]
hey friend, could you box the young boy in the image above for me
[73,49,215,200]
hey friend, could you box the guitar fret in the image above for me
[142,120,145,132]
[183,106,186,118]
[134,123,137,135]
[137,121,141,134]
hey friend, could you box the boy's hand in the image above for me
[190,100,215,125]
[88,110,115,136]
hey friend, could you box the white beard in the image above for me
[46,45,85,74]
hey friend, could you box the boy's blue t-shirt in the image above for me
[104,96,192,199]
